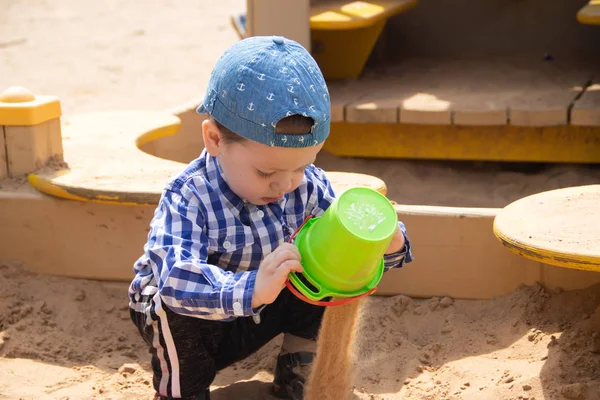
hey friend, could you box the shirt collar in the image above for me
[206,153,246,213]
[204,150,288,213]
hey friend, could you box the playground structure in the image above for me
[1,84,599,302]
[494,185,600,273]
[236,0,600,163]
[1,0,599,301]
[1,4,600,400]
[578,0,600,25]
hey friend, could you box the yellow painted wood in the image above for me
[240,1,418,79]
[135,124,180,148]
[493,185,600,272]
[323,122,600,163]
[312,19,385,79]
[0,86,62,126]
[31,169,386,206]
[28,172,101,203]
[577,0,600,25]
[310,0,417,79]
[310,0,418,30]
[29,111,183,206]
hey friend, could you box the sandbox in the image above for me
[1,1,599,398]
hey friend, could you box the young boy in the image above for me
[129,36,413,400]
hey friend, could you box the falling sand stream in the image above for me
[305,300,363,400]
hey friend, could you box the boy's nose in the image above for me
[271,177,293,194]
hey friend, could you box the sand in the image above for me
[2,1,600,399]
[1,262,599,400]
[306,301,362,400]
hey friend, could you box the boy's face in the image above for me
[203,119,324,206]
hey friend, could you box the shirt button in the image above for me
[257,210,265,218]
[233,302,242,312]
[223,240,231,249]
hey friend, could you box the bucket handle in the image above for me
[286,215,378,307]
[285,279,377,307]
[288,269,326,299]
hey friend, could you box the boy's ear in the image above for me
[202,119,222,157]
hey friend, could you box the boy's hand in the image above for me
[386,226,406,254]
[252,243,304,308]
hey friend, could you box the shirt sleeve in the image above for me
[136,185,259,319]
[383,220,414,271]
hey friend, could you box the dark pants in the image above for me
[130,288,325,399]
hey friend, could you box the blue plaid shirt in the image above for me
[129,150,413,321]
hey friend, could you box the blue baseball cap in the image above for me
[196,36,330,148]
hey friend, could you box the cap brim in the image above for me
[196,103,207,114]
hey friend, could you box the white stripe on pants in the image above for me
[154,295,182,398]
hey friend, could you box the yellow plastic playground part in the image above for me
[577,0,600,25]
[310,0,418,79]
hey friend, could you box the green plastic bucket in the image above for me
[289,187,398,301]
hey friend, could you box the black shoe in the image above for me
[272,352,315,400]
[153,390,210,400]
